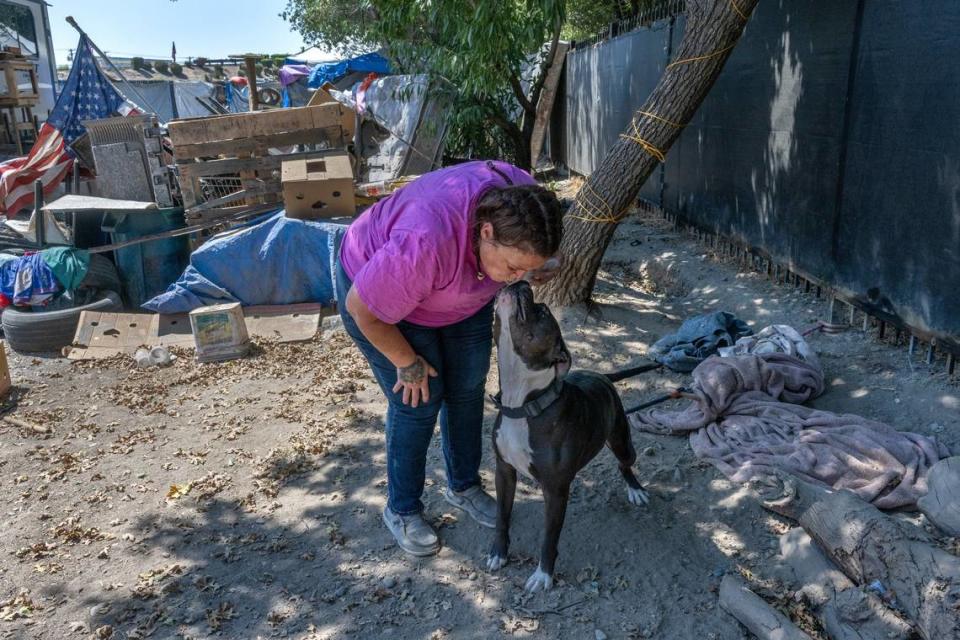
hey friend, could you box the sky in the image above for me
[48,0,308,65]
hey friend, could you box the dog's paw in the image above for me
[487,553,507,572]
[524,566,553,592]
[627,486,650,506]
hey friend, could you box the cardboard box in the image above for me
[189,302,250,363]
[282,152,356,220]
[307,83,338,107]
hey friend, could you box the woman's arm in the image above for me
[345,285,437,407]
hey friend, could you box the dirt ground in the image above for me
[1,198,957,640]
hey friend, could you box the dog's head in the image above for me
[494,281,571,380]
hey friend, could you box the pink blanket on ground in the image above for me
[630,354,951,509]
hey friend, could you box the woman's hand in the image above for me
[524,255,563,286]
[392,355,438,407]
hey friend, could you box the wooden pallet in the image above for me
[167,102,356,222]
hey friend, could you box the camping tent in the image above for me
[284,46,342,66]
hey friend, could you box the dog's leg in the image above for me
[525,483,570,592]
[487,455,517,571]
[607,413,649,506]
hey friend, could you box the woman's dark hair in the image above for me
[474,184,563,257]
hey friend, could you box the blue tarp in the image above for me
[307,52,391,88]
[142,212,348,314]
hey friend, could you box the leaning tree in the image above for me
[540,0,760,306]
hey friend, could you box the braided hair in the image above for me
[474,184,564,258]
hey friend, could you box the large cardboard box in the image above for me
[282,152,355,219]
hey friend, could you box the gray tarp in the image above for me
[126,80,218,121]
[330,75,449,182]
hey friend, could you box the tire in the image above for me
[79,254,121,293]
[3,290,122,354]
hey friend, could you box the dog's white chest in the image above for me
[496,416,535,479]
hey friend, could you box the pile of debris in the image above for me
[0,22,446,361]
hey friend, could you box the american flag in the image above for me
[0,35,139,214]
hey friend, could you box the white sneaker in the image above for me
[382,506,440,557]
[444,485,497,529]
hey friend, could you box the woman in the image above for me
[336,159,563,556]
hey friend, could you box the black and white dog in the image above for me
[487,281,651,592]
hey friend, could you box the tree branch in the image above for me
[509,74,534,115]
[527,19,562,116]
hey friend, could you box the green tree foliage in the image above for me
[281,1,657,166]
[131,56,145,70]
[283,0,567,169]
[154,60,170,74]
[563,0,656,41]
[170,62,183,75]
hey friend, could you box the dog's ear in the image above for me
[553,342,571,379]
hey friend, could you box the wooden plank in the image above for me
[184,203,280,223]
[167,103,354,148]
[177,150,337,178]
[43,194,158,213]
[180,175,199,209]
[172,127,348,160]
[530,41,570,167]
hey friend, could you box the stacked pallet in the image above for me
[167,102,355,223]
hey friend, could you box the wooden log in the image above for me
[2,415,49,434]
[917,456,960,536]
[758,473,960,640]
[244,55,259,111]
[719,574,813,640]
[779,528,913,640]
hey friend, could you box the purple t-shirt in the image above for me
[339,160,535,327]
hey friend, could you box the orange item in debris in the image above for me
[229,76,248,87]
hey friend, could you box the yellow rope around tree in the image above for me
[637,110,685,128]
[729,0,749,21]
[566,179,623,224]
[665,41,738,70]
[619,117,667,163]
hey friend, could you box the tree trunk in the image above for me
[539,0,759,306]
[917,456,960,536]
[778,528,913,640]
[758,474,960,640]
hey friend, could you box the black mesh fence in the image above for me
[561,0,960,345]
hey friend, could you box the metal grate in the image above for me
[198,175,244,201]
[82,114,158,147]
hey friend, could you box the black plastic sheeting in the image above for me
[561,0,960,342]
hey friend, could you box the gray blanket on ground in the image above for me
[631,354,951,509]
[648,311,753,372]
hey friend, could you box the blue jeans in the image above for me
[336,260,493,516]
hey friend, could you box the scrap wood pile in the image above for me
[166,101,356,225]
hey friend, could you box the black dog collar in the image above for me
[490,377,564,419]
